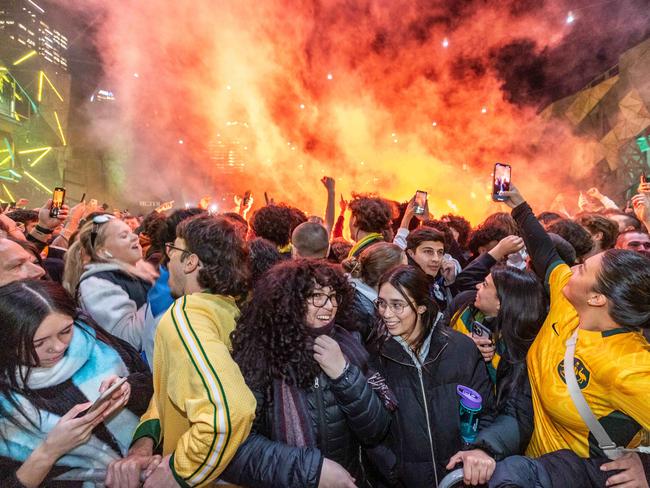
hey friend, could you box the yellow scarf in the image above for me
[348,232,383,258]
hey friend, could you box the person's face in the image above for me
[166,237,194,298]
[25,220,38,234]
[124,217,139,232]
[377,282,425,344]
[0,238,46,286]
[616,232,650,257]
[564,252,605,307]
[408,240,444,277]
[474,273,500,317]
[305,284,339,329]
[32,312,74,368]
[98,219,142,265]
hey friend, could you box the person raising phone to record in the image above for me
[487,184,650,487]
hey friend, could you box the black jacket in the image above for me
[368,326,496,488]
[222,362,391,488]
[339,288,377,343]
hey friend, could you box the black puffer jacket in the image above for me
[338,286,377,342]
[222,359,391,487]
[369,325,496,488]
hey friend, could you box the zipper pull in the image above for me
[314,376,320,389]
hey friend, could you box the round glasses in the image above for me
[374,298,409,315]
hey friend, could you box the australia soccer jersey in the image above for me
[526,261,650,458]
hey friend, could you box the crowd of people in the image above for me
[0,176,649,488]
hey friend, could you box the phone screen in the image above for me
[492,163,511,202]
[414,190,427,215]
[50,187,65,217]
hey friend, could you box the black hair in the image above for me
[328,237,353,263]
[376,265,440,355]
[482,212,519,236]
[231,259,353,389]
[349,194,394,236]
[159,207,206,265]
[441,213,472,247]
[177,215,249,298]
[405,226,446,252]
[0,281,114,440]
[6,210,39,226]
[140,211,168,259]
[547,219,593,260]
[537,211,563,227]
[594,250,650,329]
[467,225,511,257]
[248,237,284,285]
[250,204,295,247]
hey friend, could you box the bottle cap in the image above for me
[457,385,482,410]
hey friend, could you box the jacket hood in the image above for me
[80,262,128,281]
[349,277,377,303]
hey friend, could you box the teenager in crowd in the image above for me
[488,185,650,487]
[0,280,152,488]
[369,265,496,487]
[405,227,457,312]
[224,259,392,488]
[116,215,256,488]
[341,241,406,341]
[63,216,155,351]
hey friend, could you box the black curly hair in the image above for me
[441,213,472,247]
[547,219,593,260]
[248,237,284,285]
[177,214,249,298]
[250,204,295,247]
[349,194,393,237]
[468,224,511,257]
[231,259,353,390]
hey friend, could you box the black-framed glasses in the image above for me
[374,298,409,315]
[307,292,340,308]
[90,214,114,249]
[165,242,190,257]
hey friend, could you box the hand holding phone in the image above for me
[88,376,128,414]
[50,187,66,218]
[492,163,511,202]
[472,321,493,339]
[414,190,428,215]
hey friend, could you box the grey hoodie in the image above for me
[78,263,149,350]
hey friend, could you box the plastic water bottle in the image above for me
[457,385,482,445]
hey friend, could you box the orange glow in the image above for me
[66,0,640,224]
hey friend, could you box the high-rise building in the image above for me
[0,0,68,70]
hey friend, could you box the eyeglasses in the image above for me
[165,242,190,257]
[374,298,410,315]
[90,214,114,249]
[307,292,340,308]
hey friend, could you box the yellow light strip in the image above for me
[22,171,51,193]
[2,184,15,201]
[18,146,52,154]
[43,72,63,102]
[37,71,44,102]
[29,147,52,167]
[13,50,37,66]
[54,112,66,145]
[0,156,11,166]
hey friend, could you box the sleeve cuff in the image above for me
[131,418,162,448]
[169,452,191,488]
[510,201,531,220]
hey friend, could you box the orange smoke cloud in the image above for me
[62,0,634,224]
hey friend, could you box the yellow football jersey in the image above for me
[526,261,650,458]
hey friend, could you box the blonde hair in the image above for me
[62,218,141,295]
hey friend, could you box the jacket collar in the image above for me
[380,313,448,367]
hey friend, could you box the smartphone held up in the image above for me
[414,190,427,215]
[49,187,66,218]
[492,163,511,202]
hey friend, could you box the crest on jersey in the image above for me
[557,358,591,389]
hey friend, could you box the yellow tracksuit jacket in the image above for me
[132,293,256,487]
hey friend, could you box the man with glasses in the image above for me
[108,215,255,488]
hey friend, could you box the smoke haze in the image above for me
[57,0,650,223]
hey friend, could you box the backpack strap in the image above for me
[564,330,626,460]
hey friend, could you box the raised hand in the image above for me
[313,335,347,380]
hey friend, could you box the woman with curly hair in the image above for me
[223,259,393,488]
[348,194,395,258]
